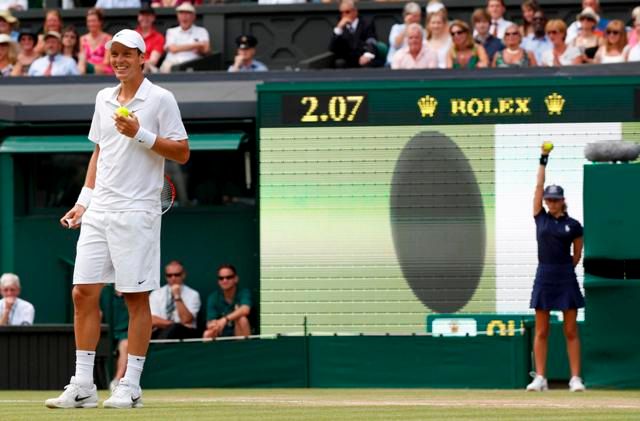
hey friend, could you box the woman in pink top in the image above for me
[80,8,112,75]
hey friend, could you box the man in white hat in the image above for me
[160,3,210,73]
[45,28,190,409]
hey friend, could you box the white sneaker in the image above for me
[44,376,98,409]
[526,373,549,392]
[569,376,586,392]
[103,378,143,409]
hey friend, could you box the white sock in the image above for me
[123,354,145,387]
[74,350,96,386]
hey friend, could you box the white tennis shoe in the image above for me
[526,373,549,392]
[103,378,143,409]
[569,376,586,392]
[44,376,98,408]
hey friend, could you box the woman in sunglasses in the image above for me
[540,19,582,66]
[594,19,628,64]
[492,24,536,67]
[447,20,488,69]
[570,8,602,64]
[526,143,585,393]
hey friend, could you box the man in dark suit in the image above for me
[329,0,383,68]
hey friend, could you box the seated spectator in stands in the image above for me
[0,10,18,41]
[481,0,514,40]
[627,15,640,61]
[61,26,87,74]
[570,7,601,64]
[329,0,383,68]
[492,23,536,67]
[540,19,581,66]
[472,8,503,62]
[28,31,79,76]
[0,0,25,12]
[447,20,488,69]
[203,264,252,339]
[0,34,15,76]
[521,9,551,64]
[80,8,112,75]
[425,8,451,69]
[0,273,35,325]
[35,9,63,55]
[228,34,268,72]
[391,23,436,69]
[135,6,165,73]
[10,30,37,76]
[160,3,210,73]
[150,260,201,340]
[95,0,141,9]
[520,0,540,37]
[628,7,640,47]
[567,0,608,44]
[594,19,628,64]
[386,2,422,66]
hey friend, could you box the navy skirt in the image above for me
[530,263,585,310]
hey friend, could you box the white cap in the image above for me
[426,1,444,14]
[106,29,146,54]
[176,2,196,13]
[0,33,14,44]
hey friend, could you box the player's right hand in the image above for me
[60,204,86,229]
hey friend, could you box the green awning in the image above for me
[0,133,246,153]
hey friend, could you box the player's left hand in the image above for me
[113,112,140,139]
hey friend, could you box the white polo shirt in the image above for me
[0,298,35,325]
[149,284,201,329]
[164,24,210,64]
[88,78,188,214]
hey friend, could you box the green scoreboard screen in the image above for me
[257,77,640,334]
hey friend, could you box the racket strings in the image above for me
[161,176,176,214]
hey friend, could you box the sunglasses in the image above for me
[165,272,183,277]
[606,30,620,35]
[450,30,466,36]
[340,9,354,14]
[218,275,235,281]
[546,30,559,35]
[504,31,520,36]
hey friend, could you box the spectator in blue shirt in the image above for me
[522,10,552,64]
[472,8,503,61]
[28,31,79,76]
[228,34,268,72]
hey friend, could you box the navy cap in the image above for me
[236,34,257,49]
[543,185,564,200]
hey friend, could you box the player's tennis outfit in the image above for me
[73,78,187,292]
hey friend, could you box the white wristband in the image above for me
[134,127,157,149]
[76,186,93,209]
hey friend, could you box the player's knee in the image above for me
[535,325,549,340]
[563,324,579,341]
[72,285,100,307]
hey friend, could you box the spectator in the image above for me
[28,31,80,76]
[135,6,165,73]
[0,10,18,41]
[594,20,628,64]
[520,0,540,37]
[492,23,536,67]
[0,0,25,12]
[570,7,601,64]
[160,3,210,73]
[521,9,551,64]
[11,29,38,76]
[95,0,141,9]
[483,0,514,40]
[151,0,203,7]
[0,33,15,76]
[386,2,422,66]
[627,14,640,61]
[149,260,201,340]
[425,8,451,69]
[228,34,268,72]
[35,9,63,55]
[391,23,436,69]
[80,8,112,75]
[203,264,252,339]
[540,20,581,66]
[472,8,503,62]
[567,0,609,44]
[628,7,640,47]
[447,20,488,69]
[61,25,87,74]
[329,0,381,68]
[0,273,35,325]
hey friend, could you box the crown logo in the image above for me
[544,93,565,115]
[418,95,438,118]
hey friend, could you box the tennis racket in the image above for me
[161,175,176,214]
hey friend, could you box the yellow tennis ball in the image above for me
[543,141,554,152]
[116,106,130,117]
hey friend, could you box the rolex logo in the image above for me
[417,95,438,118]
[544,93,565,115]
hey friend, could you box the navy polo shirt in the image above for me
[535,208,583,265]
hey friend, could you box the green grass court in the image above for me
[2,389,640,420]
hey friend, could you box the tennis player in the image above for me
[46,29,189,409]
[526,143,585,392]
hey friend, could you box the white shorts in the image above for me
[73,209,161,293]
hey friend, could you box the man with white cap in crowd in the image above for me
[28,31,79,76]
[45,28,189,409]
[160,2,210,73]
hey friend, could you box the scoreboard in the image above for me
[257,76,640,334]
